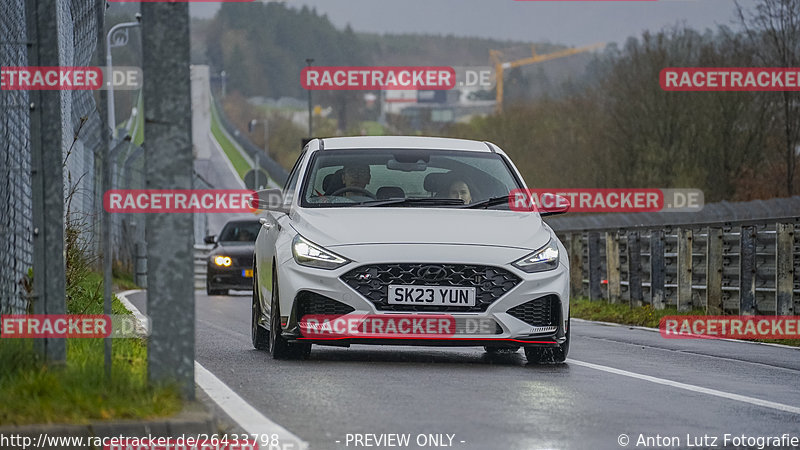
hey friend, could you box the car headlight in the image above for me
[292,234,349,270]
[512,238,559,273]
[214,255,232,267]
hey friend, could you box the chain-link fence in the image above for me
[0,0,33,314]
[0,0,105,314]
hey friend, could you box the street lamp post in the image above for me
[106,14,141,139]
[248,118,269,189]
[305,58,314,138]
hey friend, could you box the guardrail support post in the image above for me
[588,231,603,301]
[568,233,584,299]
[775,223,794,316]
[706,227,724,314]
[606,231,621,303]
[627,231,642,307]
[135,241,147,289]
[650,230,666,309]
[739,225,757,315]
[677,228,693,312]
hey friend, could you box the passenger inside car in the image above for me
[447,179,473,204]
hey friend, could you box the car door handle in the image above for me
[259,218,271,230]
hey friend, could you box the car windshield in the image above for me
[218,221,260,242]
[300,149,522,208]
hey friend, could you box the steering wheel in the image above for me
[330,186,377,200]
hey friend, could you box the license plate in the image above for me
[242,269,253,278]
[388,285,476,307]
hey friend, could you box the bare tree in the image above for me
[736,0,800,196]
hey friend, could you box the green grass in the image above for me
[571,297,800,347]
[112,267,139,292]
[358,121,387,135]
[210,102,250,179]
[571,297,704,328]
[0,272,181,425]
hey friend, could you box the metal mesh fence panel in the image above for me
[0,0,103,314]
[0,0,34,314]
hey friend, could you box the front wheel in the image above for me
[525,316,570,364]
[268,270,311,360]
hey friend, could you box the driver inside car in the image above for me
[338,162,372,198]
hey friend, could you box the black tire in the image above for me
[268,270,311,360]
[206,280,225,296]
[525,316,570,364]
[484,346,520,355]
[251,265,270,350]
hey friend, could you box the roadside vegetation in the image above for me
[0,210,181,425]
[200,0,799,202]
[210,101,251,178]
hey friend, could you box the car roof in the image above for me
[315,136,496,153]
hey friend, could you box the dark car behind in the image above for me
[205,219,261,295]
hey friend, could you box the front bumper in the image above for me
[207,264,253,290]
[270,244,570,347]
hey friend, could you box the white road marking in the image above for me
[569,359,800,415]
[117,290,308,449]
[195,362,308,450]
[117,289,150,329]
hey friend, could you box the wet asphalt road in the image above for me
[127,290,800,450]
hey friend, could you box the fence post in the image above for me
[627,231,642,307]
[775,223,794,316]
[142,2,195,399]
[739,225,757,315]
[588,231,603,301]
[26,0,66,363]
[706,227,724,314]
[568,233,584,299]
[650,229,665,309]
[677,228,693,312]
[606,231,621,303]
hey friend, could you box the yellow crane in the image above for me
[491,42,605,112]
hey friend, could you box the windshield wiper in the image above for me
[357,198,466,207]
[465,195,511,209]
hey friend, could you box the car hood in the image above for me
[290,207,548,251]
[211,242,255,257]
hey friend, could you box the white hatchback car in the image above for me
[251,136,570,362]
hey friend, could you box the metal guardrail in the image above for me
[552,219,799,315]
[194,245,212,290]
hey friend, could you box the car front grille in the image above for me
[341,263,521,312]
[295,290,355,318]
[506,295,560,328]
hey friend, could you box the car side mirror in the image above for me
[249,188,289,213]
[203,235,216,245]
[538,193,570,216]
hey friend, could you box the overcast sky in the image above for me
[191,0,759,46]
